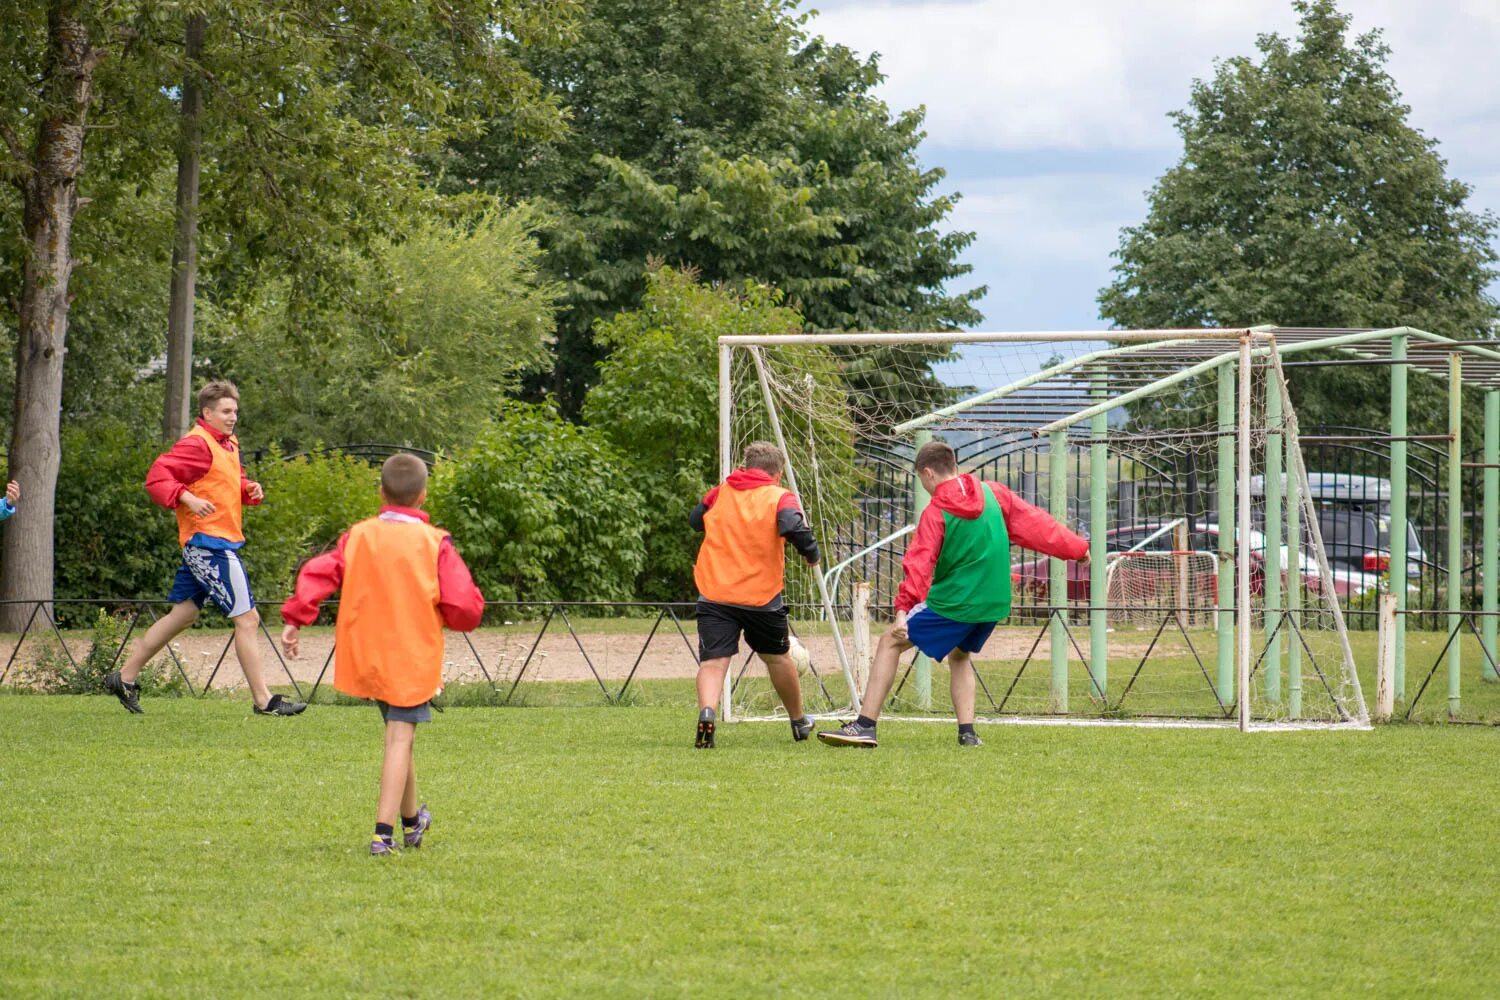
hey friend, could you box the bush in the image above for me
[12,608,185,696]
[429,402,645,603]
[244,449,381,600]
[54,422,181,604]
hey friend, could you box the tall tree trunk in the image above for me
[163,12,206,442]
[1,3,100,631]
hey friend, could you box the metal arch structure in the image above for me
[722,325,1500,725]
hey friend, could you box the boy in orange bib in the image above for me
[689,441,820,748]
[106,381,304,716]
[280,454,484,856]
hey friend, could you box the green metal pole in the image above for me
[912,429,933,710]
[1448,353,1463,716]
[1263,369,1283,706]
[1090,373,1108,701]
[1484,390,1499,681]
[1390,333,1408,700]
[1050,429,1069,713]
[1217,364,1236,708]
[1286,406,1302,719]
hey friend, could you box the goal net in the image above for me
[718,330,1369,731]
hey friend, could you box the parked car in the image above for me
[1250,473,1425,597]
[1010,520,1322,606]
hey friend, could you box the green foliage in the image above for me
[13,609,184,697]
[445,0,981,412]
[207,209,559,450]
[428,403,645,602]
[1100,0,1499,432]
[53,423,182,601]
[246,450,382,600]
[584,266,856,601]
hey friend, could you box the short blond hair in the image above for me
[743,441,784,475]
[197,380,239,415]
[914,440,957,476]
[381,453,428,506]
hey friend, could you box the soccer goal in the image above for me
[716,329,1370,732]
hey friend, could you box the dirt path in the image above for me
[3,622,1166,690]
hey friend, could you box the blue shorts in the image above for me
[905,604,996,662]
[377,700,432,724]
[168,545,256,618]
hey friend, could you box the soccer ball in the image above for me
[788,636,811,674]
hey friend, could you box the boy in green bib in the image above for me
[819,440,1088,748]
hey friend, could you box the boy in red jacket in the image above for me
[105,381,303,716]
[280,453,485,856]
[820,440,1088,748]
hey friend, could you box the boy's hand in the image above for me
[246,481,264,502]
[892,609,909,641]
[180,492,216,517]
[4,481,17,505]
[281,624,300,659]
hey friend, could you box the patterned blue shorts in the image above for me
[168,545,256,618]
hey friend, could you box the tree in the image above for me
[1099,0,1499,431]
[206,209,559,450]
[584,266,855,602]
[156,0,578,439]
[0,0,574,621]
[444,0,982,414]
[0,1,135,629]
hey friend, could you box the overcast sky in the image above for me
[809,0,1500,332]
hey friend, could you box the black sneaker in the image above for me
[103,670,143,714]
[254,694,308,717]
[958,730,984,747]
[817,720,878,747]
[790,716,815,742]
[694,707,715,749]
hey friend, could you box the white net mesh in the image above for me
[724,333,1369,729]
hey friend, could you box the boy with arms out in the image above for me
[819,440,1088,748]
[281,453,485,856]
[690,441,820,748]
[105,381,305,715]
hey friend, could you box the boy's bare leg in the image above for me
[230,608,273,708]
[377,721,416,829]
[119,600,199,683]
[948,650,978,725]
[402,745,419,820]
[858,628,914,722]
[696,657,730,711]
[759,651,805,719]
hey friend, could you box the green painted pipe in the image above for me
[1050,429,1069,713]
[1448,353,1463,716]
[1090,372,1108,700]
[1391,333,1408,700]
[1484,390,1499,681]
[1264,369,1283,706]
[1286,402,1303,720]
[1217,365,1235,708]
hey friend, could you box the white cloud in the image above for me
[813,0,1500,164]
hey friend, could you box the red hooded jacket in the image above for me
[895,474,1087,614]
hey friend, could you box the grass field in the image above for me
[2,696,1496,998]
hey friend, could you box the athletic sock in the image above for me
[856,715,877,730]
[375,823,394,839]
[958,723,976,736]
[401,814,418,828]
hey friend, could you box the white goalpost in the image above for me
[716,329,1370,732]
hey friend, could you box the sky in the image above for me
[809,0,1500,334]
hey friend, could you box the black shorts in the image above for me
[696,599,790,660]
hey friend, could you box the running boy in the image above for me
[280,453,484,856]
[105,381,305,715]
[690,441,820,748]
[819,440,1087,748]
[1,480,18,521]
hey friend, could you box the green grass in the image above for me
[2,697,1497,997]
